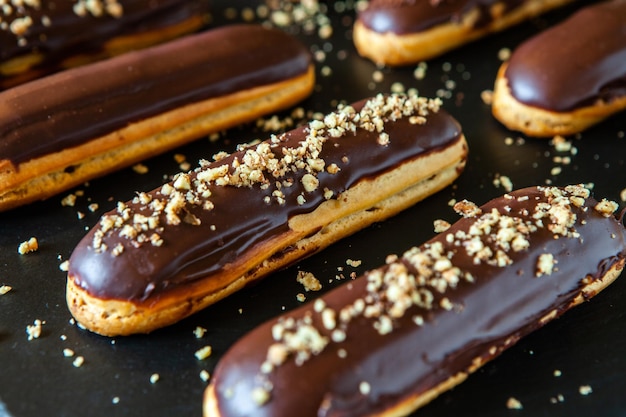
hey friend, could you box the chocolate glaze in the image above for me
[505,0,626,111]
[68,97,464,301]
[209,186,626,417]
[0,0,210,76]
[357,0,525,35]
[0,24,311,166]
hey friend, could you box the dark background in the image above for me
[1,1,624,416]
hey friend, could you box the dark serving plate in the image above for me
[1,1,624,416]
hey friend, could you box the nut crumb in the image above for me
[72,356,85,367]
[132,163,149,174]
[59,260,70,272]
[195,345,213,360]
[18,237,38,254]
[506,397,523,410]
[193,326,207,339]
[150,373,160,384]
[579,385,593,396]
[346,259,362,268]
[199,370,211,382]
[0,285,12,295]
[297,271,322,291]
[433,219,451,233]
[26,319,44,340]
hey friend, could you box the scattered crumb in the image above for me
[112,397,120,404]
[296,293,306,302]
[497,47,511,61]
[200,370,211,382]
[88,203,99,212]
[0,285,12,295]
[150,373,160,384]
[579,385,593,396]
[26,319,44,340]
[195,345,213,360]
[346,259,362,268]
[620,188,626,202]
[413,62,428,80]
[18,237,38,254]
[551,393,565,403]
[493,174,513,192]
[72,356,85,367]
[132,163,149,174]
[553,369,562,377]
[296,270,322,291]
[61,193,77,207]
[433,219,451,233]
[193,326,207,339]
[480,89,493,105]
[506,397,523,410]
[59,260,70,272]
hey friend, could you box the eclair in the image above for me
[353,0,573,66]
[0,0,210,88]
[492,0,626,137]
[204,185,626,417]
[0,24,315,212]
[66,94,468,336]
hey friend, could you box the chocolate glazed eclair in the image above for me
[353,0,573,66]
[492,0,626,137]
[66,94,468,336]
[0,0,211,88]
[0,24,315,211]
[204,185,626,417]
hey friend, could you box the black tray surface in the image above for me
[1,1,625,416]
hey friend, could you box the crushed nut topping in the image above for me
[88,94,442,254]
[2,0,123,44]
[250,185,617,403]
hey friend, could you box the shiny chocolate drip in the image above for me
[357,0,525,34]
[0,24,312,166]
[504,0,626,111]
[67,97,464,301]
[209,186,626,417]
[0,0,210,72]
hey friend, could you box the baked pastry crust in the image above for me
[203,185,626,417]
[492,64,626,137]
[66,94,468,336]
[0,25,315,211]
[353,0,573,66]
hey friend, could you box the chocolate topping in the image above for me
[0,24,312,166]
[357,0,524,35]
[67,94,464,301]
[504,0,626,111]
[0,0,210,76]
[209,185,626,417]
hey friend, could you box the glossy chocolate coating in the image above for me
[0,24,311,166]
[209,186,626,417]
[358,0,524,34]
[0,0,209,71]
[68,97,464,301]
[505,0,626,111]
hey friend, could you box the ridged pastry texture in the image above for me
[492,0,626,137]
[0,24,315,211]
[353,0,573,66]
[66,94,468,336]
[204,185,626,417]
